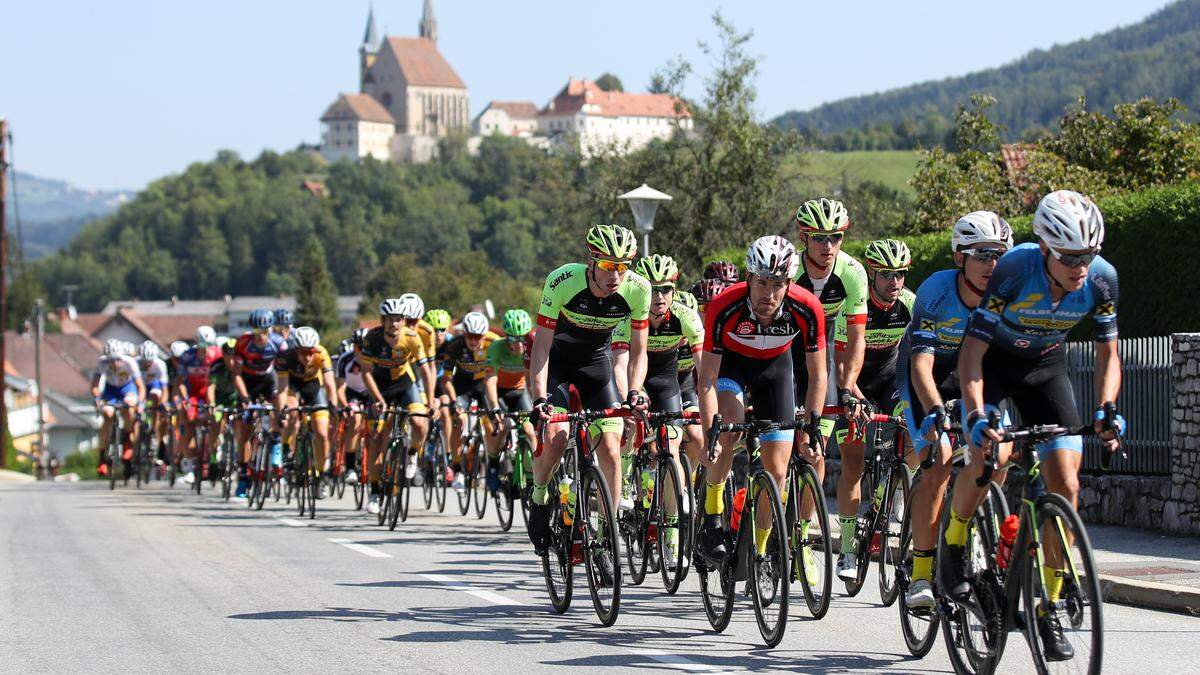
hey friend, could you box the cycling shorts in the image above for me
[498,387,532,413]
[287,378,330,422]
[900,367,961,456]
[546,344,622,435]
[976,345,1081,454]
[242,372,277,404]
[716,348,794,441]
[678,369,698,412]
[380,377,427,414]
[145,379,167,396]
[454,380,488,413]
[100,380,139,406]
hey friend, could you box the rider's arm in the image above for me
[422,361,438,411]
[206,382,216,407]
[697,351,722,443]
[836,320,865,393]
[484,371,499,410]
[322,369,338,406]
[611,348,630,400]
[529,325,553,402]
[355,350,385,405]
[910,352,943,411]
[231,356,250,400]
[1094,340,1121,407]
[803,348,828,437]
[956,335,990,435]
[627,326,649,397]
[90,371,102,400]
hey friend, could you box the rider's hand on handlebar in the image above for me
[1094,405,1126,452]
[531,397,553,425]
[968,411,1004,449]
[919,407,946,443]
[626,389,648,413]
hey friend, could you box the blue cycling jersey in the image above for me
[965,243,1118,357]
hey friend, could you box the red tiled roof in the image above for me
[137,315,221,346]
[4,331,100,400]
[540,78,688,119]
[383,37,466,89]
[321,93,396,124]
[66,313,108,336]
[301,180,327,197]
[486,101,539,119]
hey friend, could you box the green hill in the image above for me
[797,150,919,195]
[773,0,1200,139]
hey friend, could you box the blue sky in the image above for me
[1,0,1171,190]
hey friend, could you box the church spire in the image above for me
[419,0,437,45]
[361,3,380,53]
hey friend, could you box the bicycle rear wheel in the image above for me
[495,452,515,532]
[898,478,939,658]
[941,490,1007,675]
[542,492,574,614]
[748,469,790,648]
[422,441,435,510]
[878,465,910,607]
[580,464,621,626]
[353,450,367,510]
[1023,493,1103,675]
[398,449,411,524]
[434,432,449,513]
[623,453,651,587]
[790,462,832,618]
[305,438,318,519]
[656,457,688,594]
[473,447,489,520]
[457,447,473,515]
[694,465,734,633]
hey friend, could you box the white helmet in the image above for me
[952,211,1014,252]
[195,325,217,347]
[462,312,490,336]
[138,340,159,361]
[103,338,121,357]
[1033,190,1104,251]
[170,340,189,358]
[292,326,321,349]
[745,235,799,281]
[379,298,404,316]
[398,292,425,320]
[122,341,138,357]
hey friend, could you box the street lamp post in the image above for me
[618,184,672,256]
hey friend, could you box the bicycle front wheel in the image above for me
[877,465,911,606]
[434,433,449,513]
[580,465,621,626]
[473,447,489,520]
[897,476,939,658]
[790,462,832,618]
[748,469,790,648]
[542,490,574,614]
[656,457,688,594]
[494,453,515,532]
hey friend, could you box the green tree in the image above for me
[595,73,624,92]
[295,238,340,335]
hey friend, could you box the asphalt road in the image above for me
[2,480,1196,673]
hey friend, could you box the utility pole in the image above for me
[0,119,9,469]
[34,299,45,477]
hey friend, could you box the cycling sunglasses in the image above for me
[651,284,676,295]
[592,257,632,273]
[1050,247,1098,267]
[876,269,906,280]
[962,248,1005,263]
[808,233,844,245]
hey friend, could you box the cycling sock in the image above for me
[531,482,549,506]
[704,481,725,516]
[839,515,857,554]
[1043,565,1065,607]
[621,452,633,481]
[945,507,971,547]
[755,527,772,556]
[873,481,886,509]
[664,516,679,547]
[799,519,810,543]
[912,549,934,583]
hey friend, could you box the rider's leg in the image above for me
[530,423,568,505]
[837,435,866,555]
[754,439,792,554]
[1039,443,1083,609]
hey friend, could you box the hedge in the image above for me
[705,182,1200,339]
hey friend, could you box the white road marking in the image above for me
[277,517,309,527]
[420,573,525,606]
[329,538,392,558]
[630,649,728,672]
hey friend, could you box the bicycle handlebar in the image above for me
[542,407,636,425]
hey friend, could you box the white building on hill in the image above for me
[538,78,691,157]
[473,101,540,137]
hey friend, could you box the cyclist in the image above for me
[612,254,703,566]
[898,211,1013,610]
[233,309,288,478]
[336,328,372,486]
[703,260,739,284]
[398,293,439,482]
[440,311,500,492]
[273,308,295,346]
[956,191,1123,659]
[831,238,916,580]
[675,289,707,471]
[483,308,536,493]
[207,338,243,493]
[136,340,171,462]
[425,308,456,484]
[355,298,431,515]
[691,278,728,314]
[177,326,222,484]
[697,235,827,567]
[278,326,339,498]
[527,224,651,560]
[91,339,146,477]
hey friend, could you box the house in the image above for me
[320,93,396,163]
[4,333,102,458]
[538,78,691,157]
[473,101,539,137]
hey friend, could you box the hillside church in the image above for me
[320,1,469,163]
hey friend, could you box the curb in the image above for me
[1100,574,1200,616]
[0,469,36,483]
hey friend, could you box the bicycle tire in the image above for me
[421,438,435,510]
[305,435,318,519]
[494,451,515,532]
[398,448,411,524]
[542,482,574,614]
[656,456,688,594]
[434,433,449,513]
[624,451,650,587]
[353,449,367,510]
[108,423,120,491]
[748,469,790,648]
[898,475,939,658]
[580,464,622,626]
[457,446,472,516]
[878,465,911,606]
[472,443,489,520]
[941,492,1006,675]
[694,463,735,633]
[791,462,832,618]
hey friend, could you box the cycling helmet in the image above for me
[398,292,425,319]
[120,341,137,357]
[863,239,912,270]
[585,224,638,260]
[292,326,320,349]
[138,340,160,361]
[502,309,533,337]
[340,338,353,354]
[379,297,404,316]
[462,311,490,336]
[634,254,680,283]
[170,341,189,359]
[221,338,237,355]
[952,211,1014,252]
[425,309,451,331]
[1032,190,1105,251]
[676,290,699,312]
[273,308,294,327]
[746,235,799,281]
[103,339,121,357]
[691,278,728,304]
[703,260,739,283]
[248,308,273,329]
[795,198,851,233]
[195,325,217,347]
[352,327,370,346]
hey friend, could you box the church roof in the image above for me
[321,93,396,124]
[382,36,466,89]
[362,5,380,51]
[482,101,539,120]
[540,78,687,119]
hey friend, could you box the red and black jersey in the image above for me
[703,282,825,359]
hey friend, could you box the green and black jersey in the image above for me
[612,298,703,375]
[836,287,915,379]
[207,360,239,407]
[537,263,651,350]
[794,249,869,338]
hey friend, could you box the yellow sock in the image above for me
[945,507,971,547]
[755,526,772,556]
[1043,565,1065,604]
[912,549,934,583]
[705,480,725,516]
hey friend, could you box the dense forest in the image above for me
[776,0,1200,148]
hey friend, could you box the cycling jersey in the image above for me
[335,350,367,394]
[234,332,287,378]
[178,346,222,396]
[836,288,915,377]
[965,243,1119,357]
[612,298,704,374]
[441,331,500,388]
[355,325,427,387]
[703,282,825,359]
[537,262,651,349]
[794,249,868,329]
[413,319,437,366]
[278,345,333,383]
[485,337,528,391]
[98,355,142,388]
[207,359,239,406]
[136,357,169,390]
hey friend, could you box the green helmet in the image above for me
[502,308,533,337]
[795,198,851,233]
[585,224,638,260]
[633,254,679,283]
[863,239,912,270]
[425,308,451,331]
[676,290,698,312]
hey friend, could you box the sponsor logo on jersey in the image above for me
[987,297,1007,314]
[1095,301,1115,316]
[548,269,574,290]
[736,321,756,335]
[920,319,937,332]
